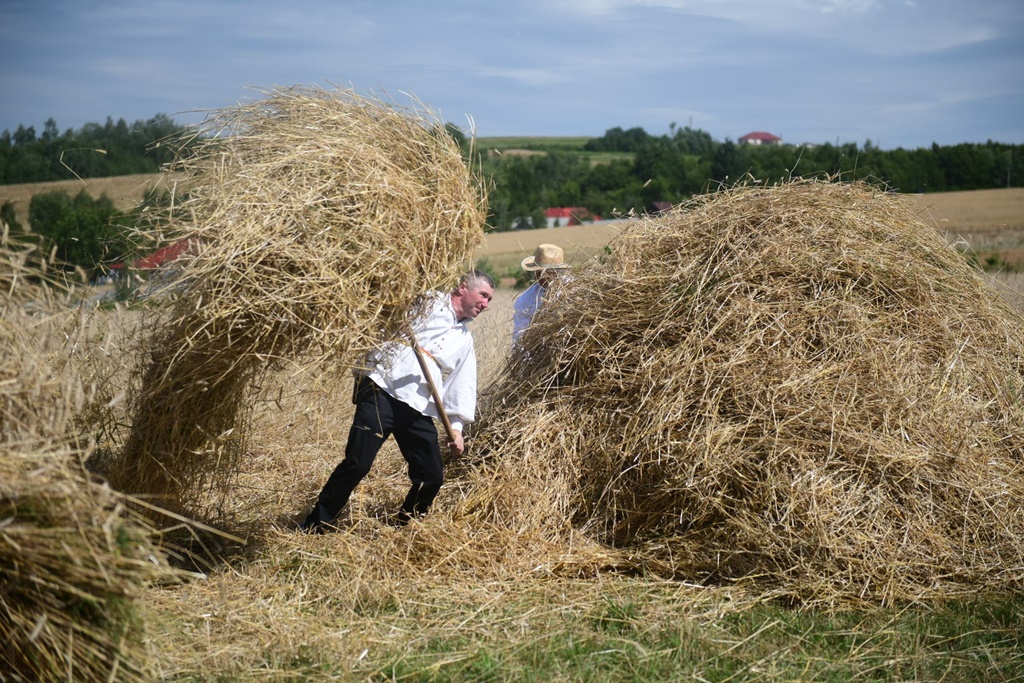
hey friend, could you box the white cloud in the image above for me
[473,66,570,87]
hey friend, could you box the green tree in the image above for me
[28,189,130,272]
[632,141,700,204]
[672,125,715,156]
[28,189,73,231]
[584,126,653,153]
[487,156,544,229]
[711,140,748,184]
[580,159,643,217]
[442,123,469,154]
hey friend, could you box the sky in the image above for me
[1,0,1022,151]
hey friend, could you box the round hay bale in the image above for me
[473,179,1024,604]
[110,86,486,518]
[155,85,485,361]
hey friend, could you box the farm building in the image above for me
[739,131,782,145]
[545,206,602,228]
[109,238,192,274]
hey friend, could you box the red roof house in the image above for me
[738,131,782,146]
[545,207,602,228]
[110,238,193,272]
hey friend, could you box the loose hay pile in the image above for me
[472,179,1024,605]
[110,86,486,518]
[1,239,179,682]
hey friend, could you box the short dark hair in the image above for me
[460,269,495,290]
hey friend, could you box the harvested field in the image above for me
[5,126,1024,678]
[1,237,184,682]
[0,173,181,229]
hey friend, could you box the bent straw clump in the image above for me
[470,178,1024,605]
[1,238,181,682]
[109,86,486,519]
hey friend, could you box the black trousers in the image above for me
[302,377,443,529]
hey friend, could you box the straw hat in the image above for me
[521,244,571,271]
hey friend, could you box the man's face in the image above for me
[455,279,493,321]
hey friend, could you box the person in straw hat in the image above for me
[300,270,495,532]
[512,243,572,344]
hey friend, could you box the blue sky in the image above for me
[1,0,1021,150]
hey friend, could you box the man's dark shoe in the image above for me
[298,511,329,534]
[392,509,413,527]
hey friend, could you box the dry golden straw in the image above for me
[470,178,1024,605]
[109,86,487,520]
[1,237,180,682]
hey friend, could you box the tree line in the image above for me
[0,114,184,184]
[478,125,1022,231]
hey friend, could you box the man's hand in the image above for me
[447,429,465,454]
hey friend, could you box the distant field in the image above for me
[0,173,182,228]
[473,136,631,167]
[475,136,632,166]
[3,173,1022,278]
[475,136,592,151]
[481,187,1024,277]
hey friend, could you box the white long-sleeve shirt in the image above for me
[366,291,477,432]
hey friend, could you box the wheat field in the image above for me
[4,171,1024,681]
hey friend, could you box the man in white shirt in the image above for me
[301,270,495,531]
[512,243,571,345]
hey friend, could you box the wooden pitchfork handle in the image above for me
[411,340,458,446]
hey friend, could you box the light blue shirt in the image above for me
[512,282,545,345]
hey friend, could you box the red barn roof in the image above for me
[739,131,782,143]
[544,207,601,223]
[111,239,193,271]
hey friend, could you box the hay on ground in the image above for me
[108,86,486,519]
[1,238,181,682]
[469,178,1024,605]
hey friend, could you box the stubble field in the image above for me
[4,175,1024,681]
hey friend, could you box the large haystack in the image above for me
[470,179,1024,604]
[110,86,486,517]
[1,239,179,681]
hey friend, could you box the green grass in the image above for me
[361,593,1023,682]
[163,586,1023,682]
[474,137,634,166]
[476,136,594,153]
